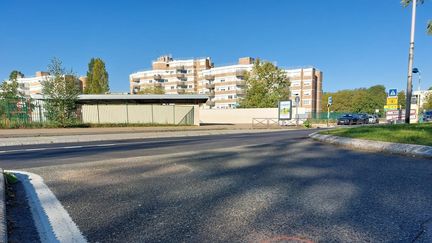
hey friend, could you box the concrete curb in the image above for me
[309,132,432,158]
[0,169,6,243]
[0,129,294,147]
[9,171,86,243]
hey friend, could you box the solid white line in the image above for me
[0,139,184,154]
[9,170,87,243]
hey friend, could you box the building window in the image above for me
[171,86,175,90]
[303,90,311,96]
[303,100,311,105]
[149,80,153,83]
[188,85,193,88]
[220,79,225,82]
[228,95,233,99]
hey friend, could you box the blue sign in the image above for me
[388,89,398,97]
[328,96,333,105]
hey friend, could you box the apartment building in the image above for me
[199,57,253,109]
[3,71,86,96]
[129,55,212,95]
[285,67,323,114]
[130,56,323,113]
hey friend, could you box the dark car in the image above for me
[423,111,432,122]
[357,113,370,124]
[337,114,360,125]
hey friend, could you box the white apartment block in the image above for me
[129,55,212,95]
[285,67,323,113]
[130,56,323,113]
[2,71,86,96]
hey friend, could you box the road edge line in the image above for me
[7,170,87,243]
[0,169,6,243]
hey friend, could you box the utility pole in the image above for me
[405,0,417,124]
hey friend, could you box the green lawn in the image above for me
[320,123,432,146]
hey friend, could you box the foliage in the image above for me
[321,123,432,146]
[42,58,80,126]
[423,93,432,110]
[4,172,18,184]
[321,85,387,115]
[401,0,431,34]
[239,59,290,108]
[136,86,165,94]
[85,58,109,94]
[397,90,406,109]
[8,70,24,81]
[303,119,311,128]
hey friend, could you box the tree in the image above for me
[402,0,431,34]
[42,58,80,126]
[9,70,23,81]
[423,93,432,110]
[398,90,406,109]
[1,70,23,100]
[321,85,386,115]
[136,86,165,94]
[85,58,109,94]
[239,60,290,108]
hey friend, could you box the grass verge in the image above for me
[320,123,432,146]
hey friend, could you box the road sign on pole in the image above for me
[328,96,333,106]
[388,89,398,97]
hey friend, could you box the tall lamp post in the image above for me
[412,68,421,92]
[405,0,418,124]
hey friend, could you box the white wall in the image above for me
[199,107,308,124]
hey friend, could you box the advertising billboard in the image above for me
[278,100,292,120]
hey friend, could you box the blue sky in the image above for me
[1,0,431,93]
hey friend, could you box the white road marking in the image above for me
[9,170,87,243]
[0,139,184,154]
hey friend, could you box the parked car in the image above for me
[357,113,369,124]
[368,115,379,124]
[337,114,360,125]
[423,110,432,122]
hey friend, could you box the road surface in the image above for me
[1,129,431,242]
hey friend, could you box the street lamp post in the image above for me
[405,0,417,124]
[413,68,421,92]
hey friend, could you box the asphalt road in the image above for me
[1,129,432,242]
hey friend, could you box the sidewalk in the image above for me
[0,124,259,138]
[0,125,300,147]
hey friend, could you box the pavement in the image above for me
[1,129,432,242]
[0,124,258,138]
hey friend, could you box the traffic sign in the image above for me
[388,89,398,97]
[384,105,398,110]
[386,97,398,105]
[295,95,300,105]
[328,96,333,105]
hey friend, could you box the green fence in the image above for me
[0,98,43,127]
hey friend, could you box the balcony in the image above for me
[206,100,215,106]
[236,70,246,77]
[236,89,245,95]
[176,81,187,87]
[153,74,162,80]
[205,83,215,89]
[176,65,185,71]
[236,80,246,86]
[176,73,186,79]
[204,74,215,80]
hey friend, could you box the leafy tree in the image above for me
[239,60,290,108]
[423,93,432,110]
[428,86,432,91]
[136,86,165,94]
[398,90,406,109]
[321,85,386,115]
[9,70,24,81]
[402,0,431,35]
[42,58,80,126]
[85,58,109,94]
